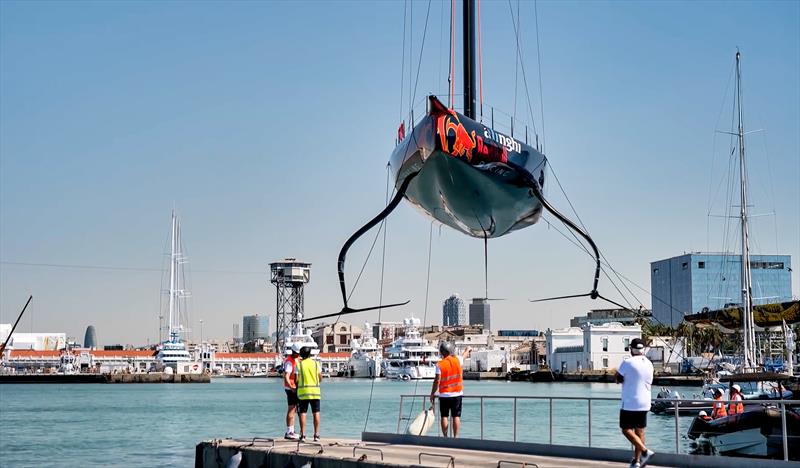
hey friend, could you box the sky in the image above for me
[1,0,798,346]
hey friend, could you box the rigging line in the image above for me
[477,0,483,118]
[533,0,545,152]
[410,0,434,110]
[363,165,393,434]
[512,0,520,121]
[405,220,436,433]
[409,0,413,117]
[506,0,538,139]
[437,0,445,96]
[449,0,456,107]
[0,261,264,276]
[400,0,407,121]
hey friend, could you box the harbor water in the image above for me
[0,379,700,467]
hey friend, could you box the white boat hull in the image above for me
[384,364,437,380]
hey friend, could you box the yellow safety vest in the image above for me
[296,359,321,400]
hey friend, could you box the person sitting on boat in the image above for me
[711,388,728,419]
[430,342,471,438]
[295,346,322,442]
[698,410,712,422]
[728,384,744,415]
[283,343,302,440]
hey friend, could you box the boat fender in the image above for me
[225,451,243,468]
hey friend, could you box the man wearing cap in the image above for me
[615,338,655,468]
[728,384,744,415]
[430,342,472,437]
[283,343,302,440]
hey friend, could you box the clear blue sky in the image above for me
[1,0,798,346]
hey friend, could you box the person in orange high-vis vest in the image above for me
[728,384,744,415]
[430,342,471,437]
[711,388,728,419]
[283,343,302,440]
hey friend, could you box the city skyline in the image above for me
[1,1,798,345]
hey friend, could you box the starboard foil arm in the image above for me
[301,172,418,323]
[522,172,628,310]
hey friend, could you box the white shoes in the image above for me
[640,449,655,468]
[284,431,299,440]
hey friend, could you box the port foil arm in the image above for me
[302,172,418,323]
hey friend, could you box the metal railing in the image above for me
[396,394,798,461]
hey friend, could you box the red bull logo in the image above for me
[437,111,476,161]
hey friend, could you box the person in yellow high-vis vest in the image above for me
[295,346,322,442]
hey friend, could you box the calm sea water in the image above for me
[0,379,700,467]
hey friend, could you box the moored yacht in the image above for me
[347,325,382,378]
[381,317,439,380]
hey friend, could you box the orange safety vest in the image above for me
[437,355,463,394]
[712,396,728,419]
[728,393,744,415]
[283,356,298,390]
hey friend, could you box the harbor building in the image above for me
[442,293,468,326]
[650,253,792,327]
[545,322,642,372]
[83,326,97,349]
[311,321,363,353]
[0,324,66,351]
[569,308,648,327]
[468,298,491,331]
[242,314,270,342]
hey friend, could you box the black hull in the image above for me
[390,96,547,238]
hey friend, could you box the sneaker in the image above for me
[298,435,307,443]
[313,434,320,442]
[640,449,655,468]
[629,458,640,468]
[284,431,299,440]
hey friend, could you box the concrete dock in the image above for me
[195,433,798,468]
[0,372,210,384]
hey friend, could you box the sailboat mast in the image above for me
[735,51,756,369]
[463,0,476,119]
[168,211,178,342]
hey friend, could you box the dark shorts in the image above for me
[298,399,320,414]
[285,389,299,406]
[619,409,648,429]
[439,396,462,418]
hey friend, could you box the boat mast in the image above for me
[168,211,180,343]
[463,0,476,119]
[735,51,756,369]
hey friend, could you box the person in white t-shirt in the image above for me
[615,338,655,468]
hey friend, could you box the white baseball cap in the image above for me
[732,384,741,392]
[291,343,302,354]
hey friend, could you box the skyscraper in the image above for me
[469,298,491,331]
[83,325,97,349]
[442,294,467,326]
[242,314,270,341]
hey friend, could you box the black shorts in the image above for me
[619,409,648,429]
[298,399,320,414]
[285,389,299,406]
[439,396,462,418]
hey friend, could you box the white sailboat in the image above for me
[688,51,798,459]
[156,211,193,372]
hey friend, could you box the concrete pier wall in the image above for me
[0,372,210,384]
